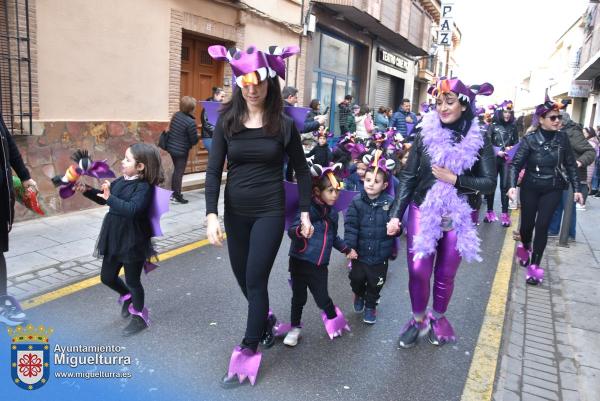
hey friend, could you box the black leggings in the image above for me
[0,252,6,296]
[289,257,336,326]
[486,156,510,213]
[224,213,284,349]
[100,257,145,311]
[519,186,562,264]
[170,153,189,196]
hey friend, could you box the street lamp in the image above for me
[413,43,439,66]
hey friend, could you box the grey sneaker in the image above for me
[0,296,27,326]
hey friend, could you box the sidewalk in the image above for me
[5,188,224,301]
[494,197,600,401]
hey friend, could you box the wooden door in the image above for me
[180,35,224,173]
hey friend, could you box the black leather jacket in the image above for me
[390,126,497,219]
[508,128,580,192]
[488,120,518,150]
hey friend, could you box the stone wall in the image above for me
[12,121,172,222]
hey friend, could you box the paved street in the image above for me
[3,190,508,401]
[2,188,600,401]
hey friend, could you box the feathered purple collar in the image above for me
[411,112,484,262]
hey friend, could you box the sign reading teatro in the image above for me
[377,48,409,72]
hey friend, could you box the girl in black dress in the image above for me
[78,143,163,336]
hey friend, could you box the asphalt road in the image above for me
[2,210,510,401]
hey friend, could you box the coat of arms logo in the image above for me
[8,324,53,390]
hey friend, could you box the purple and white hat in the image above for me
[207,44,299,88]
[428,77,494,110]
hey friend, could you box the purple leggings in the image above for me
[406,203,462,315]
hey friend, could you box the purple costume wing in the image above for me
[85,160,116,179]
[200,101,222,126]
[149,186,173,237]
[493,146,501,156]
[285,180,358,230]
[58,183,76,199]
[506,142,520,161]
[284,180,300,231]
[284,106,312,132]
[406,123,415,135]
[334,189,358,217]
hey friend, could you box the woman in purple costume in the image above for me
[387,77,496,348]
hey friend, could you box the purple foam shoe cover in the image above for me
[321,306,351,340]
[227,346,262,386]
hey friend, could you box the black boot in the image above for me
[172,193,189,204]
[121,299,132,318]
[123,315,148,336]
[260,314,277,348]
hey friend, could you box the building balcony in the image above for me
[313,0,434,56]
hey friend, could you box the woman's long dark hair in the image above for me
[219,77,284,136]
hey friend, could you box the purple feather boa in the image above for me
[412,112,484,263]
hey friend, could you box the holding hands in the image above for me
[387,217,401,236]
[300,212,314,239]
[346,249,358,260]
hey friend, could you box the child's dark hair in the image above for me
[129,143,164,186]
[365,166,389,183]
[313,175,334,192]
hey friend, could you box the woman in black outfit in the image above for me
[508,99,583,285]
[205,44,312,387]
[166,96,199,204]
[0,113,37,325]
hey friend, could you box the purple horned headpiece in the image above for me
[421,102,434,113]
[362,149,396,178]
[207,44,299,88]
[428,77,494,111]
[475,106,486,116]
[534,93,566,117]
[313,127,334,139]
[497,100,514,111]
[372,132,387,143]
[310,162,344,190]
[344,142,367,160]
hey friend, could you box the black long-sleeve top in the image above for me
[205,115,312,217]
[84,177,154,262]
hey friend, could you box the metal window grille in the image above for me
[0,0,32,135]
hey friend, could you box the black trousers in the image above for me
[224,213,284,349]
[170,153,189,196]
[289,257,336,326]
[100,256,145,311]
[519,186,562,263]
[0,252,6,296]
[486,156,510,213]
[349,260,388,309]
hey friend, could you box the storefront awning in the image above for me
[575,50,600,80]
[316,2,428,57]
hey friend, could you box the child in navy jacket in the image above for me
[285,169,351,346]
[345,165,400,324]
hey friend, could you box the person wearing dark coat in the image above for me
[0,113,36,325]
[167,96,200,204]
[547,111,596,239]
[483,102,519,227]
[508,99,583,286]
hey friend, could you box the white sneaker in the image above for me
[283,327,301,347]
[576,203,586,211]
[508,201,518,210]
